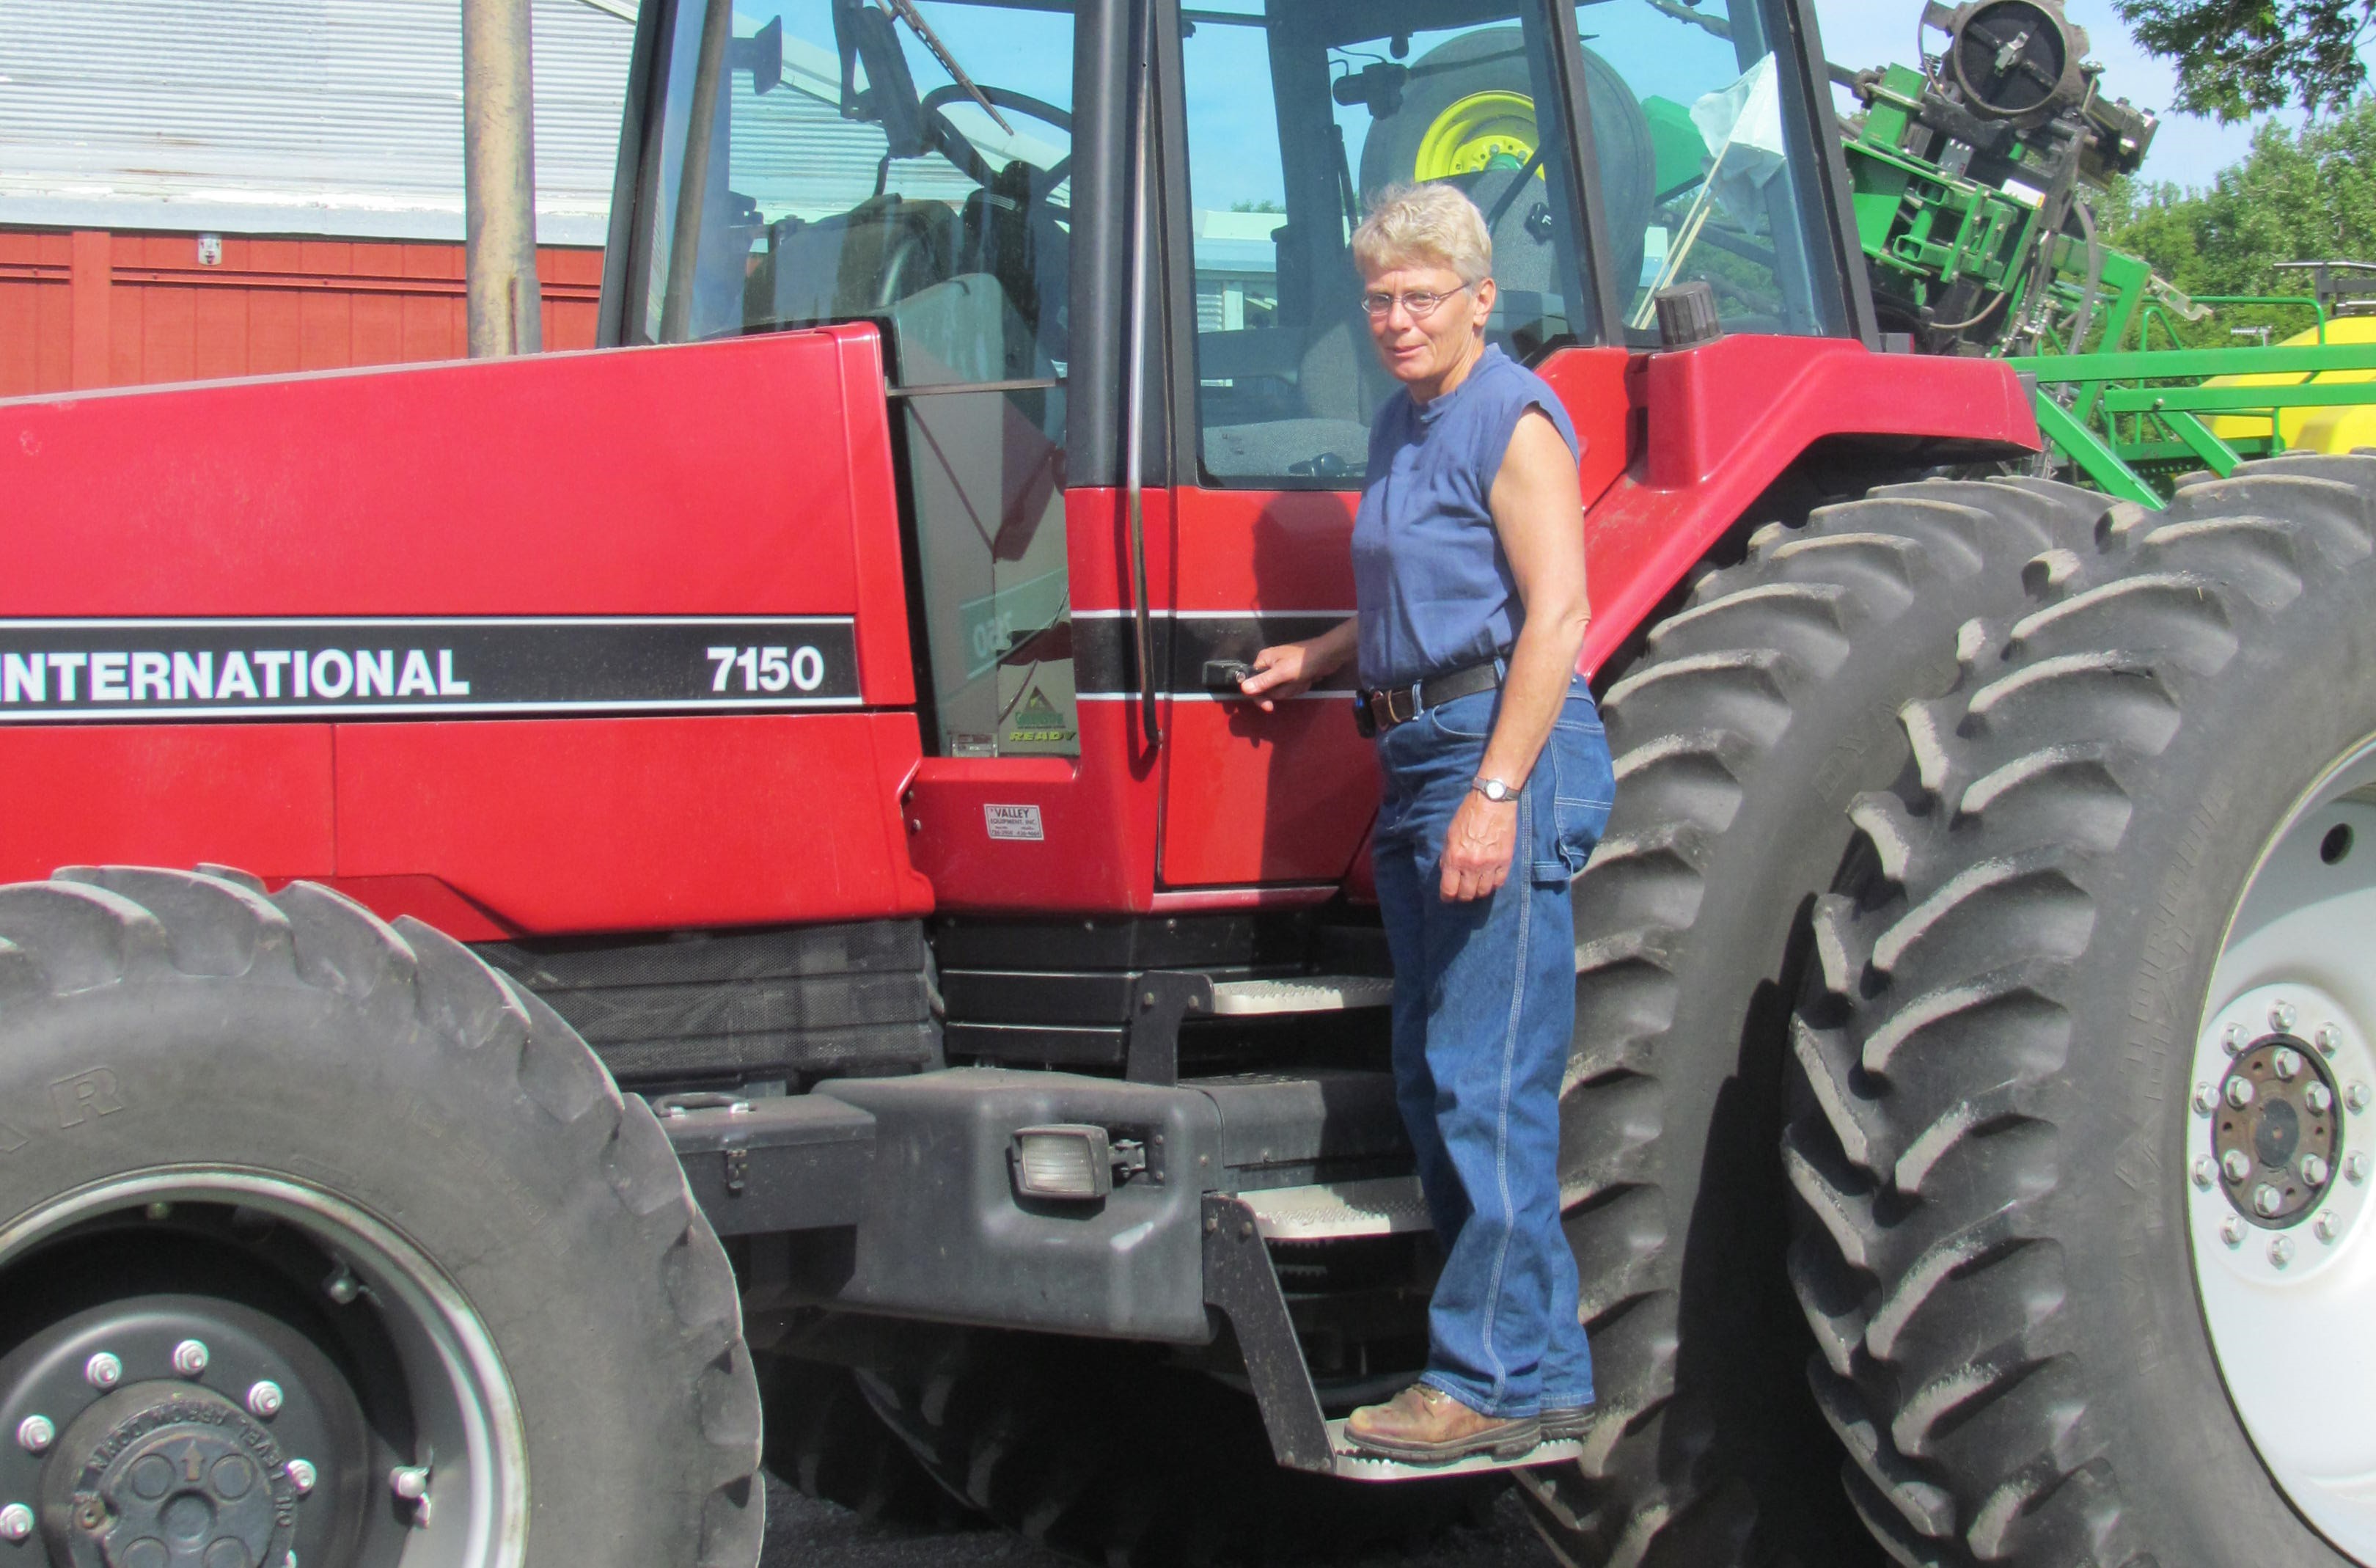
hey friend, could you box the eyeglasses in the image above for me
[1359,283,1471,320]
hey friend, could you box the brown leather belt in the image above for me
[1354,659,1503,738]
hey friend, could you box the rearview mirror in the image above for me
[730,15,782,95]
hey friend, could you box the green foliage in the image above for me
[2113,0,2372,119]
[2094,97,2376,343]
[1228,199,1287,213]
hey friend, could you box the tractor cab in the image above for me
[600,0,1866,917]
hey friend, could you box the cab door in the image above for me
[1154,0,1610,890]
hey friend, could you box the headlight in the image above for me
[1010,1124,1113,1201]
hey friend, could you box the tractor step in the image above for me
[1321,1423,1587,1482]
[1207,974,1395,1014]
[1240,1174,1430,1239]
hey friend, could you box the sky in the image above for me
[1810,0,2308,186]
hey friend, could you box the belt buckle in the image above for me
[1385,686,1418,726]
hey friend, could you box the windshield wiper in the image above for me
[876,0,1016,134]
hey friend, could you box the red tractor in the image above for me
[4,0,2369,1565]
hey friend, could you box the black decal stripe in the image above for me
[0,617,861,723]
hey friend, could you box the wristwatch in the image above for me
[1471,776,1519,803]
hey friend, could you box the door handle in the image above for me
[1202,659,1254,694]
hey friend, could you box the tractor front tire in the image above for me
[0,868,764,1568]
[1787,454,2376,1567]
[1525,477,2112,1566]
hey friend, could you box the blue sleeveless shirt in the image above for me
[1352,345,1583,691]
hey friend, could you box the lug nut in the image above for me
[284,1459,316,1497]
[2193,1157,2218,1190]
[2316,1212,2340,1244]
[246,1382,283,1419]
[13,1417,51,1457]
[2317,1024,2342,1055]
[2309,1082,2334,1114]
[2223,1148,2254,1183]
[0,1503,31,1543]
[2350,1153,2369,1185]
[172,1339,210,1377]
[2228,1077,2257,1109]
[2274,1047,2303,1081]
[2255,1184,2286,1217]
[390,1465,431,1501]
[2350,1082,2372,1113]
[2303,1154,2331,1186]
[2270,1236,2297,1267]
[2223,1024,2245,1055]
[84,1352,121,1391]
[2194,1082,2219,1115]
[2221,1215,2245,1248]
[2272,1001,2298,1033]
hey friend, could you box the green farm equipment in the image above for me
[1837,0,2376,504]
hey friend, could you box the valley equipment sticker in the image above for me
[984,804,1044,841]
[0,617,860,722]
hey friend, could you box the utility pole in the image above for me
[462,0,543,356]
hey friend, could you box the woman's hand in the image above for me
[1237,620,1357,712]
[1440,791,1518,901]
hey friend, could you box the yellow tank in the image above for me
[2204,313,2376,454]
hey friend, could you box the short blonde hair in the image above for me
[1352,183,1492,287]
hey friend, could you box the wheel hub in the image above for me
[2191,986,2370,1279]
[2207,1028,2345,1229]
[0,1296,348,1568]
[56,1383,293,1568]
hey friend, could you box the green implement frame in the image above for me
[2003,245,2376,508]
[1837,55,2376,510]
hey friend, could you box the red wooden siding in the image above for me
[0,229,604,396]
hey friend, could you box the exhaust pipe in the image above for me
[462,0,544,356]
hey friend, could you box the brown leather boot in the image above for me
[1540,1404,1595,1440]
[1343,1383,1542,1463]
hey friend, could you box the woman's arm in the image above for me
[1239,617,1357,713]
[1437,408,1591,902]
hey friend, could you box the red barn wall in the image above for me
[0,229,604,397]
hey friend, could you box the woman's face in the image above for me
[1363,257,1496,389]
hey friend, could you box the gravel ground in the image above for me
[759,1474,1561,1568]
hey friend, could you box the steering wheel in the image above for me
[916,84,1074,200]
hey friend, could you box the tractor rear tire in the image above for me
[1522,477,2112,1567]
[758,1352,975,1529]
[1786,455,2376,1567]
[855,1328,1495,1567]
[0,868,764,1568]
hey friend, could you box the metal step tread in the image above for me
[1208,973,1394,1015]
[1321,1421,1585,1481]
[1239,1175,1430,1240]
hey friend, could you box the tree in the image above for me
[2112,0,2372,119]
[2097,96,2376,342]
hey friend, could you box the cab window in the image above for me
[1581,0,1844,339]
[1176,0,1599,488]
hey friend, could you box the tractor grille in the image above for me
[473,920,940,1091]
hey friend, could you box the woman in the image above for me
[1239,182,1613,1463]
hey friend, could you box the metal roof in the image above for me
[0,0,638,243]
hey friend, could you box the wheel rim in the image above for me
[1412,92,1537,180]
[0,1170,528,1568]
[2190,736,2376,1562]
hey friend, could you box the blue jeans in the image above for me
[1371,676,1614,1418]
